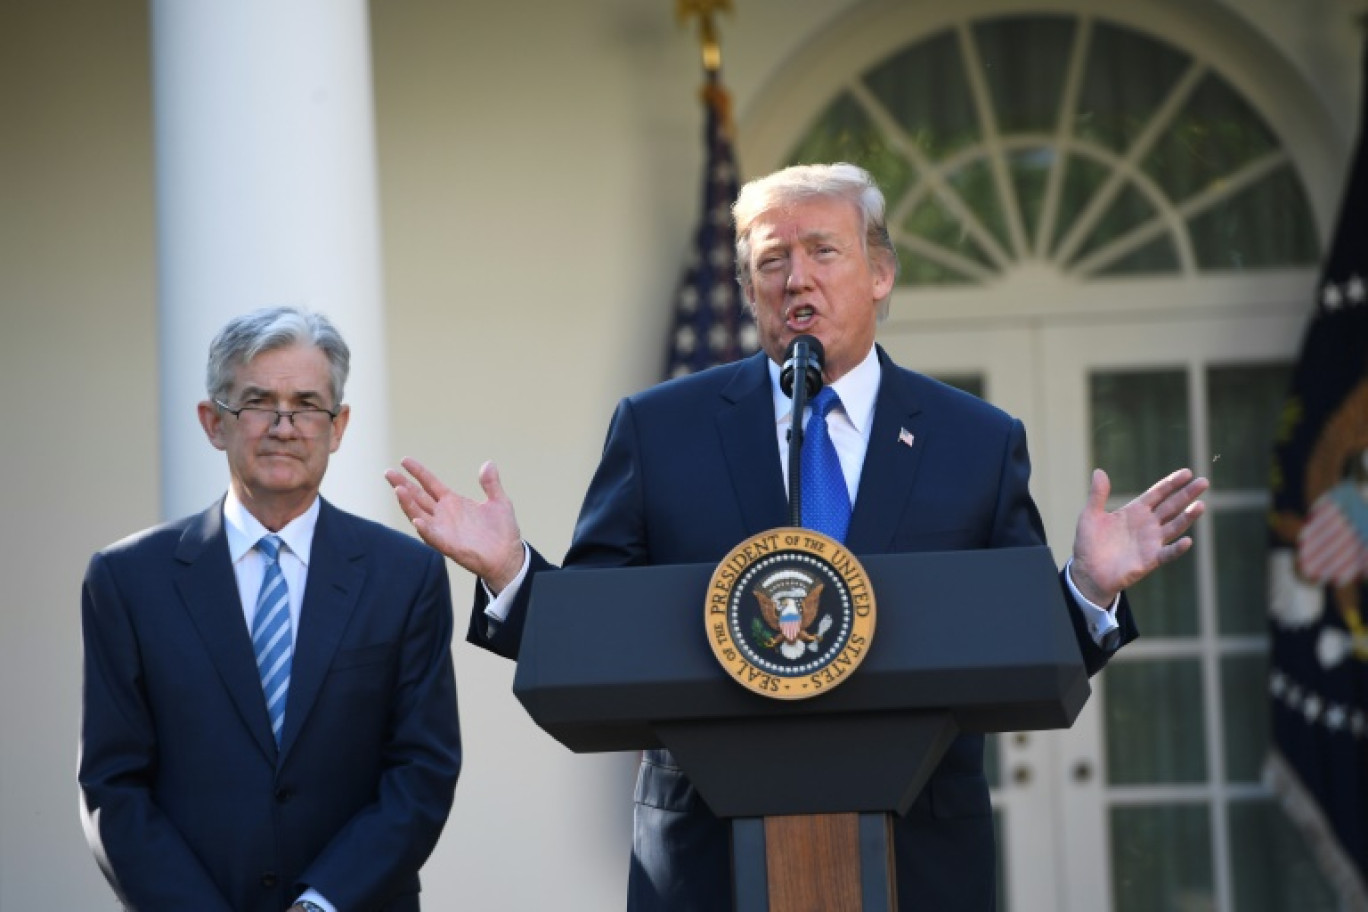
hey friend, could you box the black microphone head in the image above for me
[780,335,826,399]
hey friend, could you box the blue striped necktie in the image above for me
[801,387,851,542]
[252,534,292,747]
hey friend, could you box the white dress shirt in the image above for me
[222,491,337,912]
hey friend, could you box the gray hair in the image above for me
[732,162,900,318]
[206,306,350,406]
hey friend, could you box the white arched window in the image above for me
[784,16,1319,284]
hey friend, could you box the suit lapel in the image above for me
[173,501,279,763]
[716,352,789,536]
[847,347,928,553]
[279,499,365,759]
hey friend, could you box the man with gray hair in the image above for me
[389,163,1208,910]
[81,306,461,912]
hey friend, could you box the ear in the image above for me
[327,404,351,454]
[198,400,228,451]
[739,273,756,313]
[870,251,895,302]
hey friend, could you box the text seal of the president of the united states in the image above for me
[705,528,876,700]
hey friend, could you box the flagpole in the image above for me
[664,0,755,379]
[677,0,732,74]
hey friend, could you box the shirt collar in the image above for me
[768,343,881,434]
[223,491,320,566]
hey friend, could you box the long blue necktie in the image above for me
[252,535,292,746]
[800,387,851,542]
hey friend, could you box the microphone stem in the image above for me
[787,346,810,528]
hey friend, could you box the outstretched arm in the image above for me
[1069,467,1209,607]
[386,457,526,593]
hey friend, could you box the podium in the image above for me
[512,546,1088,910]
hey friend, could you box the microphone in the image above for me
[781,335,825,527]
[781,335,825,400]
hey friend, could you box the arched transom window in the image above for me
[784,15,1321,287]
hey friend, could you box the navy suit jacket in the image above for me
[80,497,461,912]
[469,347,1135,911]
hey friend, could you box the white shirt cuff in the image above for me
[482,542,531,622]
[296,889,336,912]
[1064,557,1120,646]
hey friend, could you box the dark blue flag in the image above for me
[1266,44,1368,908]
[664,69,757,378]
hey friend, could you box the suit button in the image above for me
[261,872,278,888]
[275,787,293,803]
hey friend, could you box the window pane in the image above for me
[1075,22,1190,154]
[900,194,994,269]
[1228,799,1339,911]
[1221,653,1269,782]
[1008,146,1054,248]
[1189,167,1321,268]
[787,91,917,206]
[1214,508,1270,634]
[864,31,977,162]
[1111,804,1214,912]
[974,16,1075,135]
[1207,363,1292,489]
[948,157,1012,253]
[1125,552,1198,636]
[1106,658,1207,784]
[984,731,1000,788]
[895,243,978,286]
[1068,181,1160,268]
[1051,153,1108,256]
[1090,369,1190,494]
[932,373,985,400]
[1095,233,1181,277]
[1143,74,1278,204]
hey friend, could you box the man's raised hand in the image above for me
[1069,467,1209,607]
[386,457,526,593]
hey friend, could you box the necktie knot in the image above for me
[257,534,282,564]
[811,386,841,419]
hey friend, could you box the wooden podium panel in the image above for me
[733,813,896,911]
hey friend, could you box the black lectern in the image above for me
[512,546,1088,910]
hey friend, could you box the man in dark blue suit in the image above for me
[81,306,462,912]
[388,163,1207,911]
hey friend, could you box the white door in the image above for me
[881,306,1342,911]
[878,321,1062,911]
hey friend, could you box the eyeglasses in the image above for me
[215,399,339,437]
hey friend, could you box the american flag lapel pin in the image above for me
[898,428,915,449]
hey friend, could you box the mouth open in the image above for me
[786,304,816,331]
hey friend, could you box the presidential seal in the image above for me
[706,528,876,700]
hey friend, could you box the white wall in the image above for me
[0,0,159,906]
[0,0,1359,908]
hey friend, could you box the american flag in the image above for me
[1265,40,1368,908]
[663,68,758,378]
[1297,488,1368,586]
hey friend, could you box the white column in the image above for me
[151,0,390,521]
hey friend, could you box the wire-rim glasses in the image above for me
[214,399,340,437]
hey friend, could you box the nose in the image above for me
[267,410,301,437]
[786,252,811,291]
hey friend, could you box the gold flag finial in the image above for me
[677,0,733,72]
